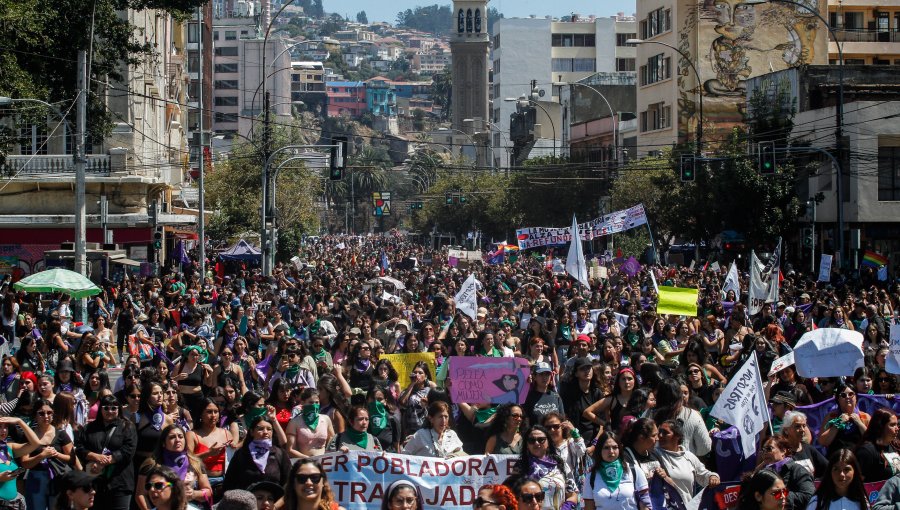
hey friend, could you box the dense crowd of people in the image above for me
[0,233,898,510]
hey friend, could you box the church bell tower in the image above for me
[449,0,490,134]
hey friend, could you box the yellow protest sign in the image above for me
[381,352,437,389]
[656,286,699,317]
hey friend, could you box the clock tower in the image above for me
[449,0,490,135]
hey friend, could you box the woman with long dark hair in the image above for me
[737,469,786,510]
[583,430,650,510]
[136,424,211,510]
[222,415,290,492]
[366,386,400,453]
[192,398,232,495]
[21,398,76,510]
[753,435,815,510]
[854,407,900,482]
[583,367,636,435]
[142,465,188,510]
[818,382,870,457]
[286,388,335,458]
[281,459,346,510]
[513,425,577,510]
[75,394,137,510]
[398,361,435,438]
[652,378,711,457]
[485,404,524,455]
[807,449,868,510]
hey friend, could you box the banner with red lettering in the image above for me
[317,451,517,510]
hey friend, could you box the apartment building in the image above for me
[412,52,452,74]
[633,0,827,156]
[492,14,637,166]
[829,0,900,65]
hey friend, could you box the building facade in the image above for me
[829,0,900,65]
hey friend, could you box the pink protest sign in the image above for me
[448,357,531,405]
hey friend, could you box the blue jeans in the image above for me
[24,470,51,510]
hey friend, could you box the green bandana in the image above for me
[368,401,388,435]
[313,348,328,360]
[474,406,497,424]
[343,427,369,449]
[284,363,301,379]
[183,345,208,363]
[598,459,624,491]
[244,406,267,428]
[301,403,320,431]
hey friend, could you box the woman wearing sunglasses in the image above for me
[583,431,650,510]
[282,459,346,510]
[136,424,212,510]
[472,484,517,510]
[503,476,545,510]
[514,425,577,510]
[818,383,870,458]
[21,399,75,510]
[381,480,425,510]
[74,394,137,510]
[737,469,787,510]
[807,449,868,510]
[143,465,188,510]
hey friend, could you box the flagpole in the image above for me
[754,351,776,437]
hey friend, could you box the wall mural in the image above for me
[677,0,825,143]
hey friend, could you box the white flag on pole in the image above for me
[565,215,590,288]
[650,270,659,294]
[710,351,770,458]
[722,261,740,298]
[454,273,482,321]
[748,239,781,315]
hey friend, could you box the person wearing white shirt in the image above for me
[805,449,868,510]
[401,401,464,458]
[583,431,651,510]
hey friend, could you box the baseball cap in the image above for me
[533,362,553,374]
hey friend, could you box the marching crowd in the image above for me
[0,233,898,510]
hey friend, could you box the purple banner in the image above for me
[797,394,900,444]
[712,427,758,482]
[447,357,531,404]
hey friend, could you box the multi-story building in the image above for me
[412,52,452,74]
[290,61,327,116]
[492,13,637,166]
[0,8,193,273]
[326,81,367,117]
[633,0,828,156]
[828,0,900,65]
[366,77,398,117]
[210,9,292,140]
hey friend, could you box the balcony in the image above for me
[831,28,900,43]
[1,155,112,177]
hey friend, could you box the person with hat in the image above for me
[214,490,256,510]
[768,391,797,435]
[559,357,604,440]
[523,362,564,426]
[247,481,283,510]
[54,471,97,510]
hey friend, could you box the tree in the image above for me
[396,5,452,34]
[430,68,452,121]
[610,152,680,253]
[356,11,368,24]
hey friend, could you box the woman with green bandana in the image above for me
[286,389,334,458]
[175,345,212,420]
[583,431,651,510]
[326,405,382,452]
[366,386,400,452]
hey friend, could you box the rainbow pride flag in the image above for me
[862,250,889,268]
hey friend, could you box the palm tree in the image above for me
[348,146,390,232]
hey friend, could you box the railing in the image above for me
[0,155,112,177]
[831,28,900,43]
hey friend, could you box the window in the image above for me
[18,121,48,155]
[224,30,237,40]
[878,146,900,200]
[215,63,238,73]
[552,58,596,73]
[214,96,239,106]
[187,51,200,73]
[843,12,863,30]
[188,22,199,43]
[214,112,239,123]
[215,46,238,56]
[640,54,671,85]
[616,58,636,72]
[617,33,637,46]
[213,31,219,41]
[214,80,238,89]
[552,33,596,47]
[640,8,671,38]
[640,102,671,132]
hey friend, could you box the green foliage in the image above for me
[318,14,343,37]
[411,170,513,239]
[356,11,368,24]
[614,229,652,260]
[430,69,451,121]
[396,5,502,34]
[610,153,678,250]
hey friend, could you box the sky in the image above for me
[327,0,637,24]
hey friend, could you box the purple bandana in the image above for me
[162,450,189,479]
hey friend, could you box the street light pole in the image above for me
[627,38,703,155]
[568,82,618,162]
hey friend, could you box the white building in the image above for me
[492,13,636,166]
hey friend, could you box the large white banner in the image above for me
[794,328,865,378]
[748,239,780,315]
[317,451,517,510]
[710,351,770,458]
[454,273,481,321]
[722,261,740,298]
[515,204,648,249]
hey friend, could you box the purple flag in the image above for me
[712,427,758,482]
[256,354,274,382]
[621,256,642,277]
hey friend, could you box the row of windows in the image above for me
[640,8,671,39]
[639,54,671,86]
[215,63,238,73]
[551,33,596,47]
[214,112,239,123]
[640,102,671,132]
[551,58,596,73]
[616,34,637,47]
[214,96,238,106]
[214,80,238,90]
[878,146,900,200]
[215,47,238,56]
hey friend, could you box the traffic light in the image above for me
[415,201,423,209]
[446,193,453,205]
[329,136,348,180]
[153,227,163,250]
[679,155,695,182]
[458,194,467,204]
[758,141,776,175]
[801,227,813,248]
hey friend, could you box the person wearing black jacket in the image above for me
[223,416,291,492]
[756,435,815,510]
[75,394,137,510]
[855,408,900,482]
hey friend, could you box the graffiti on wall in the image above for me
[0,245,56,275]
[678,0,825,142]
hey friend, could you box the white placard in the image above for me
[768,351,795,376]
[818,254,833,282]
[794,328,865,378]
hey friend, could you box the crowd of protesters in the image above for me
[0,232,898,510]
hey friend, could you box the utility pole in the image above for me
[261,90,273,275]
[75,50,88,323]
[197,5,206,278]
